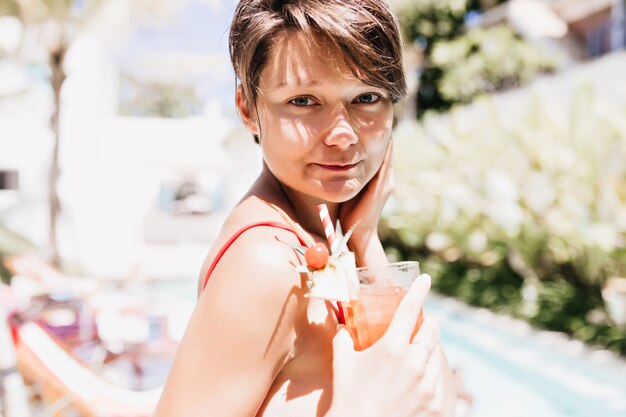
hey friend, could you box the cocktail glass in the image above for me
[340,261,423,350]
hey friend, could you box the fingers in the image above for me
[378,138,393,174]
[372,138,394,193]
[384,274,431,343]
[410,342,444,414]
[411,344,445,416]
[362,138,393,197]
[405,316,439,381]
[379,140,395,194]
[408,316,439,367]
[383,137,393,171]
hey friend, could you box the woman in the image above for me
[154,1,457,415]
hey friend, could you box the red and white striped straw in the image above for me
[316,204,339,254]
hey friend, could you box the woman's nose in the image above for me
[323,109,358,149]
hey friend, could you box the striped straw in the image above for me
[316,204,339,254]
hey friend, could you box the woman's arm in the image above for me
[153,228,305,416]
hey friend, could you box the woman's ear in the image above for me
[235,86,259,137]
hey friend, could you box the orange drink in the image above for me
[340,261,423,350]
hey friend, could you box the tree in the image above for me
[0,0,86,268]
[0,0,189,268]
[395,0,554,117]
[429,25,558,105]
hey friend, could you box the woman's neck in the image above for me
[259,165,338,241]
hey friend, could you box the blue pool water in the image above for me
[427,296,626,417]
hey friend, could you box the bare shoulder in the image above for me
[156,202,312,415]
[203,221,307,299]
[197,195,307,293]
[198,195,310,315]
[192,217,309,359]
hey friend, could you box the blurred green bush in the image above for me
[397,0,559,116]
[429,25,559,105]
[383,84,626,355]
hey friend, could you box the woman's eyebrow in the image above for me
[273,79,322,89]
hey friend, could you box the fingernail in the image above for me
[417,274,431,285]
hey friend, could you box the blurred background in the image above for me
[0,0,625,416]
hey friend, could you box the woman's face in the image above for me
[241,31,393,203]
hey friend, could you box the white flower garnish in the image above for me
[293,220,360,302]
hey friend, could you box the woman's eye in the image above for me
[289,97,315,106]
[355,93,380,104]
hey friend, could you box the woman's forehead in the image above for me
[259,31,359,90]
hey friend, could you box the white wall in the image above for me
[0,33,262,279]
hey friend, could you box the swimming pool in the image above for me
[427,295,626,417]
[148,278,626,417]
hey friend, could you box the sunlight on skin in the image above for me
[253,31,393,204]
[306,298,332,325]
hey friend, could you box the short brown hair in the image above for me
[229,0,407,115]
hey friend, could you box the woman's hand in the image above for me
[327,275,454,417]
[338,139,394,265]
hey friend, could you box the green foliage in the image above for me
[431,25,558,103]
[397,0,559,116]
[399,0,469,53]
[427,257,523,313]
[383,83,626,355]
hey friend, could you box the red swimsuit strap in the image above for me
[202,221,308,291]
[201,221,345,324]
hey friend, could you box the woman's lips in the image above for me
[315,162,360,172]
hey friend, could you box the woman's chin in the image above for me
[318,180,362,203]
